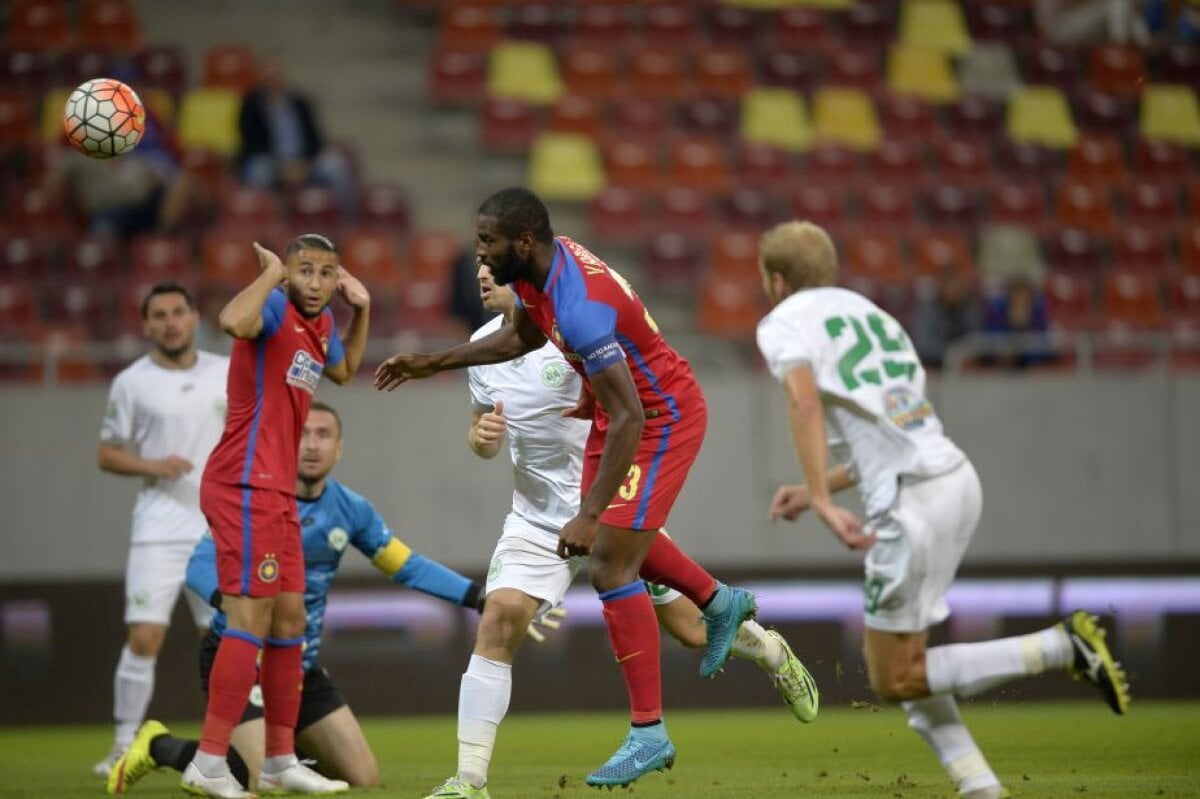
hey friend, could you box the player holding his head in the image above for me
[94,283,229,777]
[185,235,369,798]
[107,402,512,796]
[754,220,1130,798]
[423,260,817,799]
[376,188,762,788]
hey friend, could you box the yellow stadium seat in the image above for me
[141,88,175,128]
[177,87,241,155]
[888,44,960,104]
[901,0,972,55]
[40,88,71,142]
[1008,86,1078,149]
[813,88,880,151]
[527,133,605,201]
[1140,85,1200,146]
[740,87,813,152]
[488,41,563,106]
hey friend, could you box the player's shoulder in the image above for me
[470,314,504,343]
[111,354,155,385]
[324,478,375,518]
[196,349,231,371]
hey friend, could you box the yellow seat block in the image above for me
[1008,86,1078,149]
[488,41,564,106]
[888,44,960,104]
[901,0,972,55]
[741,88,813,152]
[1140,84,1200,146]
[527,133,605,201]
[813,88,880,151]
[177,87,241,155]
[40,87,71,142]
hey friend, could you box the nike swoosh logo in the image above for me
[615,650,643,664]
[294,324,306,332]
[632,747,664,770]
[606,502,629,510]
[1072,633,1103,681]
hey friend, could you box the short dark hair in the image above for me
[478,187,554,243]
[140,282,195,319]
[286,233,338,259]
[308,401,342,436]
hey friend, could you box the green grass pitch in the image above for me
[2,701,1196,798]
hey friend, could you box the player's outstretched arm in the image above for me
[218,242,287,339]
[769,465,857,522]
[325,266,370,385]
[373,315,542,391]
[369,537,484,609]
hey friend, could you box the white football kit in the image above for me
[757,287,980,632]
[100,351,229,626]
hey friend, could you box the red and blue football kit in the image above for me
[201,288,345,597]
[513,236,708,531]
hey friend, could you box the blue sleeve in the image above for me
[185,535,220,607]
[348,493,391,557]
[393,552,474,605]
[324,310,345,366]
[259,289,287,339]
[557,298,623,376]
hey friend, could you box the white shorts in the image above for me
[485,516,587,620]
[125,542,213,628]
[862,459,982,633]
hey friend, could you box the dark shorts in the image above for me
[199,630,346,732]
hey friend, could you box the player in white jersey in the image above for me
[753,221,1129,798]
[426,262,817,799]
[93,282,230,776]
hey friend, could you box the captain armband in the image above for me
[372,537,413,578]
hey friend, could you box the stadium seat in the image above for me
[44,280,115,336]
[627,47,690,102]
[1125,178,1182,230]
[6,183,70,237]
[1043,271,1098,331]
[202,45,257,92]
[667,136,729,191]
[527,132,604,201]
[1167,273,1200,320]
[696,271,763,340]
[487,41,563,105]
[130,233,193,283]
[758,48,821,94]
[1008,86,1078,149]
[63,235,121,284]
[426,48,487,105]
[1157,43,1200,84]
[791,183,851,232]
[28,326,102,382]
[825,44,882,91]
[740,87,812,152]
[408,230,460,281]
[603,138,663,190]
[977,225,1045,283]
[217,185,280,227]
[1134,137,1191,181]
[0,234,52,279]
[0,278,41,339]
[357,183,410,233]
[801,142,862,186]
[134,45,187,95]
[706,5,762,45]
[900,0,971,54]
[911,228,973,280]
[925,184,982,231]
[736,142,796,190]
[1140,85,1200,146]
[1088,45,1146,96]
[0,90,34,150]
[768,6,830,50]
[1055,181,1116,236]
[887,44,960,103]
[1102,270,1167,330]
[995,140,1061,181]
[934,136,993,185]
[988,181,1047,227]
[843,1,897,45]
[507,3,561,43]
[588,186,651,245]
[643,230,704,288]
[694,47,753,100]
[876,93,939,143]
[1045,226,1106,273]
[201,227,261,290]
[1072,87,1136,135]
[1066,133,1128,188]
[813,88,880,151]
[6,0,71,51]
[966,2,1030,42]
[37,87,70,143]
[860,182,917,230]
[439,4,501,52]
[572,4,628,44]
[957,44,1021,100]
[610,97,670,139]
[1181,223,1200,275]
[177,88,241,155]
[944,94,1004,137]
[721,186,778,233]
[547,94,602,138]
[1113,225,1171,274]
[287,186,343,231]
[560,43,619,100]
[643,3,701,45]
[710,229,760,276]
[842,229,907,285]
[340,229,404,298]
[658,185,715,235]
[2,48,56,94]
[679,98,737,139]
[870,138,926,184]
[1021,43,1082,90]
[79,0,141,51]
[480,98,539,153]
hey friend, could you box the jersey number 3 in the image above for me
[824,313,917,391]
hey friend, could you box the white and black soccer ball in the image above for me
[62,78,146,159]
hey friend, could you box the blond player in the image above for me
[94,283,229,776]
[754,221,1130,799]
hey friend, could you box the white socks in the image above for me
[732,620,786,670]
[191,749,229,778]
[903,694,1000,795]
[113,645,156,748]
[926,626,1073,698]
[262,754,299,774]
[457,654,512,789]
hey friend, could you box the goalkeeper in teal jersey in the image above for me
[106,402,538,797]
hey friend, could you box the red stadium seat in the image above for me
[925,184,982,231]
[1,48,56,93]
[560,43,619,100]
[1125,178,1182,230]
[408,230,460,281]
[588,186,651,245]
[694,47,753,100]
[62,48,115,88]
[27,326,101,383]
[218,185,280,227]
[340,229,404,298]
[758,48,821,93]
[1088,45,1146,96]
[710,230,760,276]
[736,142,796,190]
[843,1,896,44]
[988,181,1047,226]
[427,48,487,105]
[934,136,993,185]
[842,229,907,285]
[801,142,861,186]
[6,0,71,51]
[995,140,1062,181]
[0,278,41,338]
[439,4,501,52]
[79,0,141,52]
[130,234,194,283]
[0,90,35,150]
[966,3,1030,42]
[1134,138,1191,181]
[721,186,779,233]
[507,3,561,43]
[609,97,670,139]
[627,47,690,102]
[572,4,628,44]
[1045,226,1106,274]
[6,182,71,237]
[479,98,538,154]
[1113,225,1172,273]
[706,5,762,45]
[134,46,188,95]
[44,280,115,336]
[1072,87,1136,134]
[679,98,737,137]
[860,183,917,230]
[1181,223,1200,275]
[1167,273,1200,320]
[944,94,1004,137]
[1066,133,1127,188]
[643,230,704,287]
[826,44,882,90]
[869,139,925,184]
[668,136,731,192]
[1158,43,1200,84]
[1056,181,1116,236]
[63,235,121,284]
[286,186,343,232]
[768,7,830,50]
[1102,270,1166,330]
[1044,272,1098,332]
[876,93,939,143]
[1021,43,1081,90]
[791,184,850,231]
[911,229,974,280]
[358,183,411,232]
[603,139,663,190]
[202,44,257,92]
[696,271,763,340]
[201,227,261,290]
[0,234,52,279]
[657,185,715,236]
[547,94,603,138]
[643,3,701,46]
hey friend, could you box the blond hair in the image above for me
[758,220,838,290]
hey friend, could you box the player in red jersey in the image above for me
[375,188,761,789]
[186,234,369,798]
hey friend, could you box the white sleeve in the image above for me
[99,374,136,448]
[467,365,494,414]
[756,312,820,383]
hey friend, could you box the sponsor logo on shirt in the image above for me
[884,386,933,431]
[286,349,324,394]
[327,527,348,552]
[488,555,503,582]
[540,361,568,387]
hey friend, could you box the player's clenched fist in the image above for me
[471,401,507,451]
[153,455,193,479]
[769,484,811,522]
[374,352,438,390]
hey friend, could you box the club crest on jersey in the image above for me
[549,324,582,363]
[540,360,568,387]
[884,386,933,431]
[320,335,329,355]
[327,527,349,552]
[286,349,323,394]
[258,555,279,583]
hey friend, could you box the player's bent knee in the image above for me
[869,668,925,703]
[127,623,166,656]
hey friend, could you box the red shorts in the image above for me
[200,480,304,597]
[582,399,707,531]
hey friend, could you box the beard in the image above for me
[287,285,326,318]
[156,339,192,360]
[489,246,528,286]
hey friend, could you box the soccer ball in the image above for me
[62,78,146,159]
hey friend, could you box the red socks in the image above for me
[639,532,718,606]
[599,581,662,724]
[262,636,305,757]
[198,630,261,757]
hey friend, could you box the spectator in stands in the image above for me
[237,58,354,212]
[910,267,982,369]
[983,277,1054,370]
[1035,0,1151,45]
